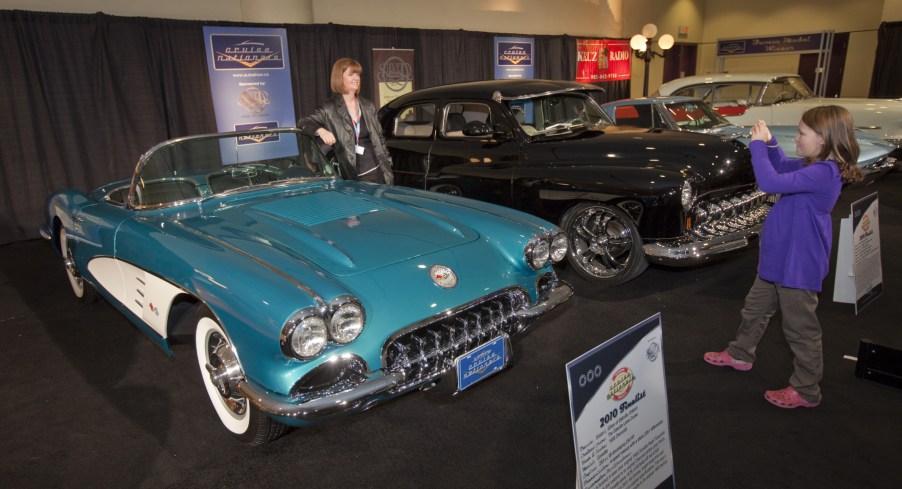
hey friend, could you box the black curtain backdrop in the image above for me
[0,9,628,244]
[870,21,902,98]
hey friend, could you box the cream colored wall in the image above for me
[1,0,895,97]
[701,0,887,97]
[883,0,902,21]
[620,0,706,98]
[0,0,622,36]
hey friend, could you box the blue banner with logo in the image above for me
[203,26,297,164]
[203,26,296,132]
[717,32,827,56]
[494,36,534,79]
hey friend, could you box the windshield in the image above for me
[663,100,731,130]
[761,76,815,105]
[130,129,337,209]
[506,92,612,136]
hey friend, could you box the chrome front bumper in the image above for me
[643,223,762,266]
[237,280,573,422]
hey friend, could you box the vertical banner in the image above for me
[567,314,675,489]
[575,39,631,83]
[372,49,414,108]
[494,36,534,79]
[203,26,296,133]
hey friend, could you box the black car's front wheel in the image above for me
[560,202,648,285]
[189,305,288,445]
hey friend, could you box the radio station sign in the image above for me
[717,32,827,56]
[575,39,631,83]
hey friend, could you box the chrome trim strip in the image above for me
[236,371,406,420]
[515,281,573,319]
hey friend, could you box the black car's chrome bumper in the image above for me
[237,280,573,422]
[643,223,763,265]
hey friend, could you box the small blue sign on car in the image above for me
[456,335,509,391]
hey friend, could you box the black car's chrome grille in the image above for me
[690,189,771,239]
[383,288,530,392]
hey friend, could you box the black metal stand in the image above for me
[854,339,902,389]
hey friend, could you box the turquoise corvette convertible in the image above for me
[41,128,572,444]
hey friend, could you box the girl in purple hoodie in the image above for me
[704,105,864,409]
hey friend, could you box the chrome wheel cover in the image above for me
[568,206,635,279]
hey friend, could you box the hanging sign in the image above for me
[495,36,535,79]
[717,32,828,56]
[372,48,415,108]
[575,39,632,83]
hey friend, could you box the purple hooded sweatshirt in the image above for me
[749,138,842,292]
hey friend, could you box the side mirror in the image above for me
[462,121,492,137]
[462,121,512,140]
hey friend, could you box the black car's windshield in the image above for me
[663,100,731,130]
[506,92,612,136]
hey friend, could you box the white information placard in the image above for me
[833,192,883,313]
[566,314,674,489]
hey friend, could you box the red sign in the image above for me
[575,39,631,83]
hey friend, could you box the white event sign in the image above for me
[833,192,883,313]
[566,314,675,489]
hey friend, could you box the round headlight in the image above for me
[283,311,327,359]
[525,236,551,270]
[550,232,568,263]
[329,300,365,344]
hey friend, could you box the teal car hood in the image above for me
[185,185,480,277]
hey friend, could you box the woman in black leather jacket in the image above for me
[298,58,394,184]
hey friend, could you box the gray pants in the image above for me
[726,276,823,403]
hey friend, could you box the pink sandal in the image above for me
[764,386,820,409]
[703,350,752,371]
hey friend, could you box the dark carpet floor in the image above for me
[2,173,900,489]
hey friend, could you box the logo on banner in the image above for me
[235,122,279,145]
[237,87,271,114]
[607,367,635,401]
[377,56,413,92]
[211,35,285,70]
[497,42,532,66]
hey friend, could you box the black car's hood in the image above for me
[539,125,754,190]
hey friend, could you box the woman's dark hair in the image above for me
[801,105,863,184]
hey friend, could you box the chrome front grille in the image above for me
[691,189,771,239]
[383,288,530,392]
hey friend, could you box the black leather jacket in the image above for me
[298,95,394,185]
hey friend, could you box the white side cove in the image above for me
[87,257,184,338]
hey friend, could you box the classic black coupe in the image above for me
[378,79,770,285]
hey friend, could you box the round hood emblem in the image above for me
[430,265,458,289]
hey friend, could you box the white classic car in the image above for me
[654,73,902,148]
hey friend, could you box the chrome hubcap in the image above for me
[570,207,634,278]
[205,333,247,415]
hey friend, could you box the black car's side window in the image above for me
[394,104,435,138]
[443,103,491,138]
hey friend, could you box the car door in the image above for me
[421,100,520,207]
[384,98,521,206]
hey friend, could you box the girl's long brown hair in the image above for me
[800,105,863,184]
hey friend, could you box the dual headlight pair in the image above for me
[281,296,365,360]
[525,232,568,270]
